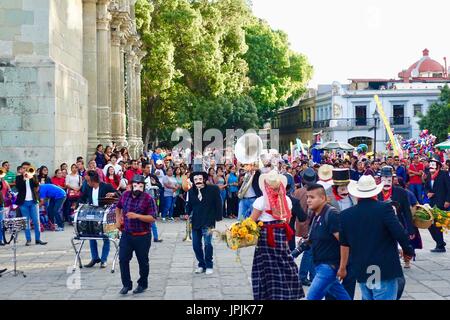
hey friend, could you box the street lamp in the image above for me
[372,109,380,155]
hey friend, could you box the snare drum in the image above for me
[73,204,118,239]
[2,217,27,233]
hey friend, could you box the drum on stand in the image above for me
[71,202,120,273]
[1,217,27,278]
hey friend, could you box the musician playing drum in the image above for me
[115,174,157,295]
[80,170,117,268]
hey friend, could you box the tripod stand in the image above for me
[1,231,26,278]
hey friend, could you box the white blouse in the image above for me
[252,196,293,222]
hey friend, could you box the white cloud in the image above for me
[251,0,450,87]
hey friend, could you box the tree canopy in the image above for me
[135,0,313,148]
[419,84,450,143]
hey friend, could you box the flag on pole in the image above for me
[296,138,306,155]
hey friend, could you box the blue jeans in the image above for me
[409,183,423,204]
[162,196,175,218]
[299,248,315,281]
[192,227,213,269]
[89,239,110,262]
[307,264,351,300]
[238,197,256,220]
[0,208,4,243]
[20,200,40,242]
[151,222,159,240]
[46,197,66,228]
[359,279,398,300]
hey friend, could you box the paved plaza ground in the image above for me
[0,219,450,300]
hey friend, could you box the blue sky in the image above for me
[251,0,450,87]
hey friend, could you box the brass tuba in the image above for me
[235,133,263,199]
[0,168,6,179]
[183,216,192,242]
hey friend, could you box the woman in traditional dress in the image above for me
[249,170,304,300]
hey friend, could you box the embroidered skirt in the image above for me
[252,221,304,300]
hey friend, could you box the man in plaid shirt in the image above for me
[115,174,157,295]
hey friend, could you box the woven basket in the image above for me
[413,204,434,229]
[225,229,258,249]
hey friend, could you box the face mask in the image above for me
[337,185,349,197]
[381,176,392,190]
[193,175,205,189]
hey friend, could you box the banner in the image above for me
[374,95,400,157]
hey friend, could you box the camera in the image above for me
[290,238,311,258]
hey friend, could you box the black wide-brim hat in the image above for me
[190,171,208,184]
[331,168,351,186]
[301,168,317,185]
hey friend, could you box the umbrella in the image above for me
[435,140,450,150]
[315,141,355,151]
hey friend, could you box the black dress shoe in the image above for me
[0,242,5,246]
[35,240,47,245]
[0,268,7,275]
[133,286,147,294]
[154,239,163,243]
[84,259,101,268]
[430,247,446,253]
[25,241,32,246]
[119,287,132,295]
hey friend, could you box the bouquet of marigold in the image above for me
[432,206,450,233]
[223,218,263,251]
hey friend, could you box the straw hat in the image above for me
[348,175,384,198]
[318,164,333,181]
[258,170,287,193]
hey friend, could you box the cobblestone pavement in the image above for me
[0,218,449,300]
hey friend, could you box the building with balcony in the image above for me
[274,49,450,153]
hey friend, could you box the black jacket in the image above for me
[15,175,39,206]
[377,186,415,236]
[340,198,414,282]
[80,182,117,206]
[288,195,308,250]
[186,185,222,230]
[424,170,450,209]
[252,170,263,197]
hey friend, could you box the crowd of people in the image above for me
[0,141,449,299]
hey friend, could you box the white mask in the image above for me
[381,176,393,190]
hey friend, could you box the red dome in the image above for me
[399,49,445,78]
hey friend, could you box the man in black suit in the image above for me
[185,171,222,275]
[15,162,47,246]
[338,175,414,300]
[80,170,118,268]
[425,158,450,252]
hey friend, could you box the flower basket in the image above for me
[413,204,434,229]
[225,229,258,249]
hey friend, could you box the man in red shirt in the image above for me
[407,155,424,204]
[125,160,142,185]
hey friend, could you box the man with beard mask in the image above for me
[185,171,222,275]
[115,175,157,294]
[329,169,356,212]
[424,158,450,253]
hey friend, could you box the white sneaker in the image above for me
[205,268,213,275]
[194,267,205,274]
[162,218,166,222]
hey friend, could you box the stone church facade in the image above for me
[0,0,145,171]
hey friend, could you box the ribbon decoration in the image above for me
[374,95,400,157]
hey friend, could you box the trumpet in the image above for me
[0,168,6,179]
[24,166,36,180]
[183,215,192,242]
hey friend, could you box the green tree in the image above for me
[419,85,450,143]
[244,19,313,124]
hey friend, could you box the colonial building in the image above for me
[274,49,450,152]
[0,0,145,170]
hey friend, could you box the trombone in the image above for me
[24,166,36,180]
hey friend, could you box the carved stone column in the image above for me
[83,0,99,154]
[96,0,112,145]
[135,49,145,155]
[110,16,127,148]
[125,42,136,156]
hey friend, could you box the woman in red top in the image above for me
[51,169,66,189]
[105,166,120,190]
